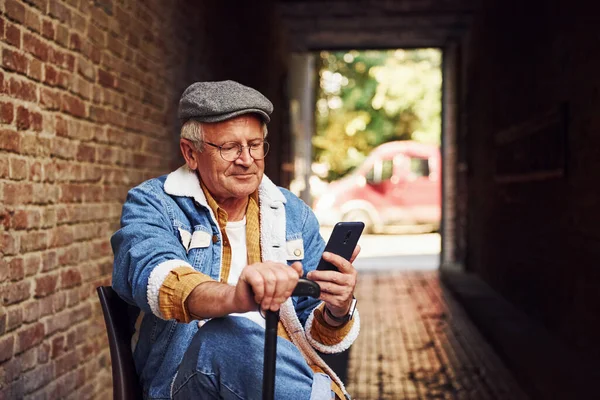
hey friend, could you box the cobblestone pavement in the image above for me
[346,271,529,400]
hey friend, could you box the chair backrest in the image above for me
[97,286,143,400]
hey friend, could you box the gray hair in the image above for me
[180,119,269,152]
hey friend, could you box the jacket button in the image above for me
[212,235,218,243]
[294,249,301,256]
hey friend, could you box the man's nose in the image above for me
[235,146,254,165]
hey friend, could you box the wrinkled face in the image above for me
[195,115,265,203]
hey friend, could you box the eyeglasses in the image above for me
[204,140,270,162]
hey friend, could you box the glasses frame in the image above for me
[204,140,270,162]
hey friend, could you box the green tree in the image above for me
[314,49,442,181]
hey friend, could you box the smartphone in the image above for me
[316,222,365,271]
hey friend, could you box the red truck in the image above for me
[313,141,441,233]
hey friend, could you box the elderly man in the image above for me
[111,81,360,400]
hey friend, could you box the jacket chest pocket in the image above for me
[178,227,212,252]
[178,227,213,268]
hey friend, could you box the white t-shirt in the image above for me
[225,218,265,329]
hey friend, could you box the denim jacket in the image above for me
[111,166,360,399]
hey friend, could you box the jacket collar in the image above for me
[163,165,286,207]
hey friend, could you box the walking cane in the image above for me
[263,278,321,400]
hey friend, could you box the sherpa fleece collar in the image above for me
[163,165,286,207]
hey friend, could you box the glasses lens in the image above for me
[249,141,269,160]
[220,142,241,161]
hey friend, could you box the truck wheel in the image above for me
[342,210,374,233]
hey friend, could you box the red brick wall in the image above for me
[465,0,600,359]
[0,0,288,398]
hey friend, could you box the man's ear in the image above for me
[180,139,199,170]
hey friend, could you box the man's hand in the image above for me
[234,261,303,312]
[306,245,360,323]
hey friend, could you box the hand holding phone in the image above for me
[317,222,364,271]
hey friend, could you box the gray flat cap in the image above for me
[178,80,273,123]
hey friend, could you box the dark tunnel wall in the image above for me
[466,0,600,359]
[182,1,291,186]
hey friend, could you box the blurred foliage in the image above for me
[314,49,442,181]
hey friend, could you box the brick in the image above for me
[48,0,71,24]
[50,335,65,359]
[24,252,42,276]
[50,368,78,398]
[41,250,58,272]
[16,106,30,130]
[3,48,29,74]
[44,308,69,335]
[22,301,39,323]
[9,257,24,280]
[0,258,8,283]
[0,335,13,362]
[60,268,81,289]
[52,291,66,312]
[28,57,42,81]
[6,308,23,332]
[61,94,86,118]
[43,160,56,182]
[54,349,78,377]
[20,230,48,252]
[91,6,109,31]
[2,358,22,388]
[4,22,22,47]
[1,231,19,255]
[21,134,51,157]
[70,32,82,51]
[30,161,42,181]
[73,76,91,100]
[0,101,15,124]
[55,115,68,136]
[8,78,37,102]
[23,32,49,61]
[77,56,95,81]
[50,224,73,247]
[0,156,8,179]
[57,70,72,90]
[3,182,33,205]
[38,341,50,364]
[42,19,54,39]
[48,47,70,70]
[1,280,31,305]
[87,22,105,45]
[19,346,38,372]
[16,322,44,353]
[40,87,60,110]
[0,308,6,333]
[24,0,49,11]
[97,69,114,88]
[107,34,124,57]
[56,24,69,47]
[8,156,27,180]
[44,64,58,86]
[35,274,58,297]
[71,11,86,32]
[31,111,42,132]
[0,129,20,152]
[76,143,95,162]
[22,363,53,394]
[57,245,77,266]
[32,183,59,204]
[5,0,26,23]
[12,210,28,230]
[24,7,41,33]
